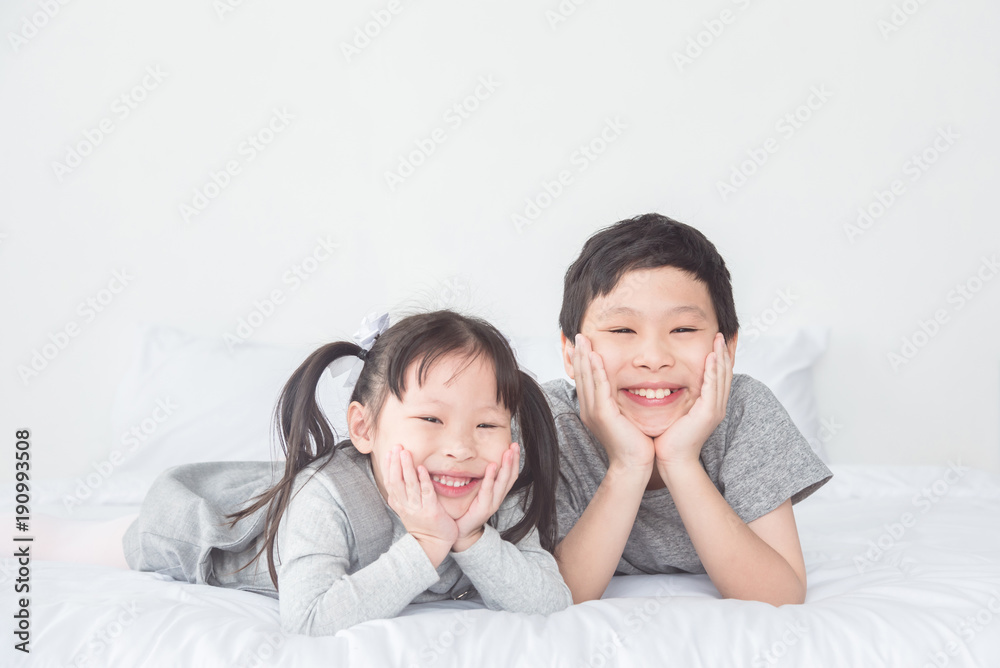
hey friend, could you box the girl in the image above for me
[123,310,572,635]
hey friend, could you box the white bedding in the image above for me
[10,464,1000,668]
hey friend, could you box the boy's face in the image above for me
[561,266,737,439]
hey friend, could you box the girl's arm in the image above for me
[450,494,573,614]
[276,475,440,636]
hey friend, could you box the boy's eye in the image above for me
[672,327,697,333]
[418,416,441,424]
[609,328,635,334]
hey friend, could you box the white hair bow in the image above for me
[327,311,390,387]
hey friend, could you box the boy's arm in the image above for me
[659,462,807,605]
[554,462,649,603]
[654,337,807,605]
[553,334,656,602]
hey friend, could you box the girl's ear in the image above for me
[347,401,374,453]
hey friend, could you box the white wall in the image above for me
[2,0,998,481]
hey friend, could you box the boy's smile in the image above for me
[563,266,737,439]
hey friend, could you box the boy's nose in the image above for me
[634,336,674,370]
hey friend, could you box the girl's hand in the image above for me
[573,334,655,474]
[383,445,458,567]
[452,442,520,552]
[653,333,733,471]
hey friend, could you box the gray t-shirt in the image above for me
[543,374,832,575]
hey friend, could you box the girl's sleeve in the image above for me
[276,474,441,636]
[448,494,573,615]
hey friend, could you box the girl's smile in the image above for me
[351,353,513,518]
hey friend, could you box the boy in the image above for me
[547,213,831,605]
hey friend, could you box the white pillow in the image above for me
[90,322,826,508]
[109,324,357,478]
[733,327,829,461]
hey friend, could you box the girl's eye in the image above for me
[418,416,441,424]
[477,423,499,429]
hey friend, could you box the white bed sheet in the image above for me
[8,464,1000,668]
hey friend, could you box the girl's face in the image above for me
[350,353,513,519]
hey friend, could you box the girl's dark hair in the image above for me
[229,310,559,588]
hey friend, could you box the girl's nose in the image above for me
[442,430,476,460]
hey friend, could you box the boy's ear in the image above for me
[560,332,576,380]
[347,401,374,454]
[726,332,738,367]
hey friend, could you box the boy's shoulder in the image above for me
[540,378,578,416]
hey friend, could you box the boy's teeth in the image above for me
[431,474,472,487]
[630,388,673,398]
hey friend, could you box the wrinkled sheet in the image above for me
[8,464,1000,668]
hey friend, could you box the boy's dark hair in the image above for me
[229,310,560,588]
[559,213,739,342]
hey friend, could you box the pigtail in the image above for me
[227,341,364,588]
[499,371,559,552]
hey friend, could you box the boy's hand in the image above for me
[652,333,733,470]
[453,442,520,552]
[383,445,458,568]
[573,334,655,474]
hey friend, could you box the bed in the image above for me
[8,325,1000,667]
